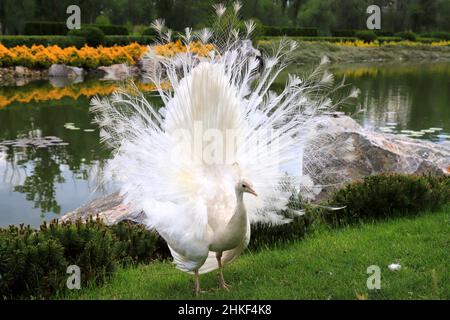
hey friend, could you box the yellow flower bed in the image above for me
[154,40,214,57]
[431,40,450,47]
[0,43,147,68]
[0,41,214,69]
[0,82,157,109]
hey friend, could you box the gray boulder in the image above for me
[96,63,139,80]
[303,115,449,198]
[48,64,84,80]
[60,192,144,225]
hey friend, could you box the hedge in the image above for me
[420,31,450,40]
[0,36,85,48]
[67,26,105,47]
[375,30,394,37]
[0,35,155,48]
[262,26,318,37]
[258,36,358,43]
[395,31,417,41]
[24,22,68,36]
[23,21,128,36]
[355,30,377,42]
[331,29,356,37]
[94,24,129,36]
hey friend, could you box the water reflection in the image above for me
[332,62,450,142]
[0,95,110,226]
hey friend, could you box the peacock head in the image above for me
[236,178,258,197]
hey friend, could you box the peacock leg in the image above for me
[194,270,202,295]
[216,251,231,291]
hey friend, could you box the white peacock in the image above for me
[91,2,355,294]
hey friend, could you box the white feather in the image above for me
[91,6,349,274]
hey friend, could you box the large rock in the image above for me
[303,115,450,198]
[61,115,450,224]
[96,63,139,80]
[60,192,144,225]
[0,67,48,85]
[48,64,84,80]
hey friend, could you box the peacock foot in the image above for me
[219,281,232,291]
[193,286,206,296]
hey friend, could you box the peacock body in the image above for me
[91,2,355,293]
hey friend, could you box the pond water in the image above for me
[0,61,449,227]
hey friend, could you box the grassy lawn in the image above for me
[60,206,450,300]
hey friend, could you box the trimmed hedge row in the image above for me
[420,31,450,40]
[0,36,85,48]
[24,21,128,36]
[0,35,155,48]
[263,26,318,37]
[331,30,394,38]
[258,36,358,43]
[355,30,377,42]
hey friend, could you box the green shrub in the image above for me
[68,26,105,47]
[355,30,377,42]
[0,35,154,48]
[257,36,357,43]
[249,193,324,250]
[110,221,169,264]
[378,36,402,43]
[95,15,111,26]
[332,29,356,37]
[0,225,67,299]
[375,30,394,37]
[24,21,128,36]
[24,21,68,35]
[0,35,85,48]
[416,37,440,44]
[95,24,128,36]
[283,27,318,37]
[0,217,167,299]
[420,31,450,40]
[262,26,282,36]
[327,174,450,225]
[39,219,118,285]
[396,31,417,41]
[262,26,318,37]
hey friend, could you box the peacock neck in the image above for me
[235,189,244,204]
[208,189,248,252]
[231,190,247,225]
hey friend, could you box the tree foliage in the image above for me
[0,0,449,35]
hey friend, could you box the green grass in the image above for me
[60,206,450,300]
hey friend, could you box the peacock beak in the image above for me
[248,187,258,197]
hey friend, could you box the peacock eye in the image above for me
[242,184,246,188]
